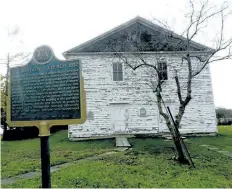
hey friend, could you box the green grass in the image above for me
[188,126,232,151]
[1,130,115,179]
[2,126,232,188]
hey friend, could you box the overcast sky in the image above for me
[0,0,232,109]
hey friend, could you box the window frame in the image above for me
[157,58,168,81]
[112,62,124,81]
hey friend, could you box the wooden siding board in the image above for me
[67,54,217,138]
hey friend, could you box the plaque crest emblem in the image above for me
[33,45,53,64]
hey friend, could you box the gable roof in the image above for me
[63,16,214,55]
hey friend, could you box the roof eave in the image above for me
[63,50,215,56]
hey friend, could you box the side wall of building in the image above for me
[67,53,217,139]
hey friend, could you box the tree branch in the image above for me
[174,71,183,104]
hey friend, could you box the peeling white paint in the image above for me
[67,53,217,139]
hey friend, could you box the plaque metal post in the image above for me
[39,122,51,188]
[6,45,87,188]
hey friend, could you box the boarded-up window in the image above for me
[140,108,147,117]
[113,63,123,81]
[157,59,168,81]
[87,111,94,120]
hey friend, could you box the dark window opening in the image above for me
[157,59,168,81]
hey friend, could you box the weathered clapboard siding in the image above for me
[67,53,217,139]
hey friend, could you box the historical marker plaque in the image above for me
[7,45,86,135]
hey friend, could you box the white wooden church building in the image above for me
[63,16,217,139]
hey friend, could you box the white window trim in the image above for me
[112,62,124,82]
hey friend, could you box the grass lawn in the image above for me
[1,130,115,179]
[2,126,232,188]
[188,126,232,151]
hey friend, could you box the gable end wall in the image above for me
[67,53,217,138]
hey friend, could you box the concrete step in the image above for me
[116,137,131,147]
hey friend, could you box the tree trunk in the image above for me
[166,121,187,163]
[156,89,187,163]
[2,120,8,141]
[172,135,187,163]
[2,54,10,141]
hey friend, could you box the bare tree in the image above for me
[0,26,30,140]
[108,1,232,163]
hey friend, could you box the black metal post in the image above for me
[40,136,51,188]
